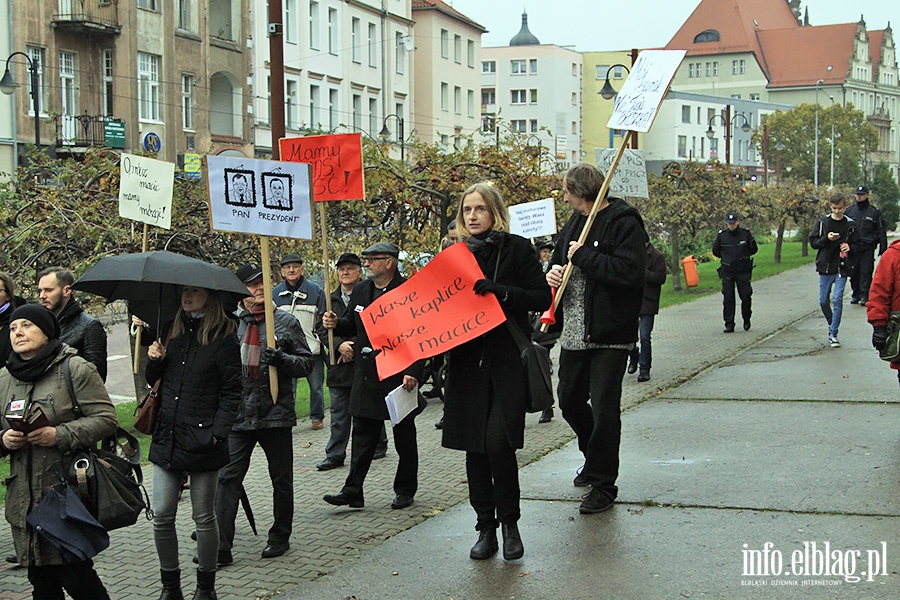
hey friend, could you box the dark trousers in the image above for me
[342,413,417,499]
[28,560,109,600]
[466,396,520,530]
[721,273,752,326]
[216,427,293,549]
[637,314,655,372]
[557,347,626,499]
[850,250,876,301]
[325,386,387,463]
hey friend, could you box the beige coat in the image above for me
[0,345,117,566]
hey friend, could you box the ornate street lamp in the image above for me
[379,113,405,163]
[1,51,42,148]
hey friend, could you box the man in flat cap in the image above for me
[272,254,328,429]
[845,185,888,306]
[712,212,758,333]
[320,242,425,510]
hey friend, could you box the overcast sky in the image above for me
[446,0,898,52]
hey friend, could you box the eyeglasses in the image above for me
[362,256,391,264]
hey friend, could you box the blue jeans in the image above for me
[637,314,655,372]
[818,274,847,337]
[152,467,219,572]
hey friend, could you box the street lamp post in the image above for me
[597,57,638,149]
[0,51,41,148]
[828,95,835,187]
[814,78,824,187]
[706,107,751,166]
[379,113,405,163]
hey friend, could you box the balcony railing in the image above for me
[55,115,124,149]
[52,0,122,36]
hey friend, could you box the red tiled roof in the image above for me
[759,23,857,87]
[665,0,799,64]
[869,29,885,73]
[411,0,487,33]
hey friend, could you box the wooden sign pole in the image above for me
[541,136,631,332]
[259,236,280,403]
[318,203,335,365]
[133,223,150,373]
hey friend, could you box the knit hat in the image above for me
[10,305,60,340]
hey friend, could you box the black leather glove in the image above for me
[473,279,510,301]
[262,346,286,367]
[872,326,888,351]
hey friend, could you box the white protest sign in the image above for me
[207,155,314,239]
[607,50,686,134]
[595,148,649,198]
[508,198,557,238]
[118,153,175,229]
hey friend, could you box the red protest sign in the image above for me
[361,243,507,380]
[279,133,365,201]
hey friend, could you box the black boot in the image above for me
[501,523,524,560]
[191,569,217,600]
[159,569,183,600]
[538,406,554,424]
[469,527,498,560]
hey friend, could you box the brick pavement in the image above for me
[0,265,823,599]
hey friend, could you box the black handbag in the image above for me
[63,357,153,531]
[506,321,554,413]
[879,312,900,362]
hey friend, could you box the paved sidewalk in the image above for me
[2,264,896,599]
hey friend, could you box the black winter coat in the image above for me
[233,307,313,431]
[550,199,646,345]
[317,285,357,389]
[845,199,887,254]
[146,316,241,472]
[442,233,552,452]
[332,273,425,420]
[58,297,107,382]
[809,215,859,276]
[641,244,668,316]
[712,227,758,277]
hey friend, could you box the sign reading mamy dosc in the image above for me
[361,243,507,380]
[280,133,365,201]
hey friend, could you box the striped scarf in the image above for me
[240,302,267,380]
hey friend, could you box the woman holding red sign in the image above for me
[441,182,551,561]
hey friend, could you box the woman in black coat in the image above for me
[442,183,552,561]
[145,286,241,600]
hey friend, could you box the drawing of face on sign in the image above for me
[262,173,293,211]
[225,169,256,207]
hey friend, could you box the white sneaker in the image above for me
[829,335,841,348]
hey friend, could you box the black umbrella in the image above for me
[72,251,250,329]
[26,484,110,562]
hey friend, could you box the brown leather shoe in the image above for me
[311,420,324,430]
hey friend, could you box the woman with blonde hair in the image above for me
[442,182,551,560]
[146,286,241,600]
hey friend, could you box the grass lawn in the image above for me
[659,240,815,310]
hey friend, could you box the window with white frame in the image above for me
[309,1,320,50]
[138,0,157,10]
[395,32,404,74]
[530,59,537,74]
[529,89,538,104]
[511,59,526,74]
[182,74,194,130]
[482,88,495,105]
[352,94,362,130]
[689,63,696,78]
[713,61,719,76]
[285,80,298,129]
[738,59,745,74]
[395,102,404,127]
[596,65,610,79]
[531,119,538,133]
[511,89,526,104]
[677,135,687,157]
[571,121,577,135]
[681,105,691,123]
[510,120,526,133]
[368,23,376,67]
[351,18,360,62]
[467,40,475,68]
[368,98,378,135]
[25,46,45,115]
[571,92,577,105]
[454,34,461,63]
[59,51,76,119]
[329,88,338,130]
[328,8,337,54]
[101,49,114,116]
[731,60,738,75]
[138,52,161,121]
[177,0,190,30]
[310,84,320,126]
[482,60,495,74]
[441,82,448,111]
[454,86,461,114]
[467,90,474,117]
[284,0,296,43]
[441,29,449,58]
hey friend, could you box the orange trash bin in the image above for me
[680,255,699,288]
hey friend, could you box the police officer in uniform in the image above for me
[712,212,758,333]
[845,185,888,306]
